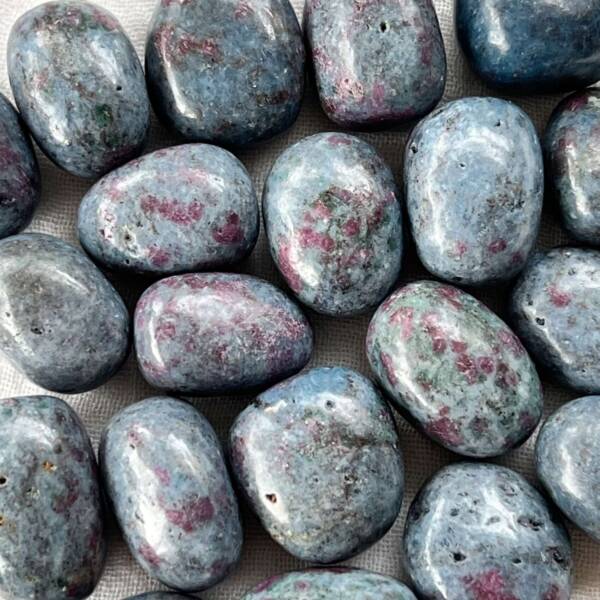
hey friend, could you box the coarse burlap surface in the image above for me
[0,0,598,598]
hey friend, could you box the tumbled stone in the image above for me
[405,97,543,285]
[100,397,242,592]
[0,93,40,239]
[0,395,105,600]
[510,248,600,393]
[146,0,305,146]
[134,273,312,394]
[456,0,600,93]
[367,281,543,457]
[536,396,600,543]
[8,1,149,178]
[263,132,402,317]
[241,568,417,599]
[230,367,403,563]
[404,463,572,600]
[0,233,129,393]
[78,144,259,275]
[544,89,600,244]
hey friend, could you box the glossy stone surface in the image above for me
[367,281,543,457]
[146,0,305,146]
[536,396,600,543]
[8,1,149,179]
[544,89,600,244]
[134,273,312,394]
[263,132,402,317]
[405,97,543,285]
[0,395,105,600]
[78,144,259,275]
[404,463,572,600]
[0,93,40,239]
[0,233,129,393]
[456,0,600,93]
[100,397,242,592]
[242,568,417,599]
[305,0,446,128]
[510,248,600,393]
[230,367,403,563]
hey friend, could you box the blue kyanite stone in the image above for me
[145,0,305,146]
[8,0,150,179]
[405,97,543,286]
[229,367,404,563]
[404,462,572,600]
[536,396,600,543]
[305,0,446,127]
[100,397,243,592]
[456,0,600,93]
[544,89,600,244]
[0,93,40,239]
[0,395,106,600]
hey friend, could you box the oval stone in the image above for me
[366,281,543,457]
[100,397,242,592]
[229,367,404,563]
[509,248,600,393]
[536,396,600,543]
[405,97,543,285]
[544,89,600,244]
[8,1,149,179]
[145,0,305,146]
[263,132,402,317]
[134,273,312,394]
[305,0,446,127]
[0,233,129,393]
[242,568,417,599]
[404,463,572,600]
[78,144,259,275]
[0,395,105,600]
[456,0,600,93]
[0,93,40,239]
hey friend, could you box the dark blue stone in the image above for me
[0,395,106,600]
[0,93,40,239]
[8,0,150,179]
[0,233,129,393]
[145,0,305,146]
[405,97,543,285]
[100,397,242,592]
[230,367,403,563]
[456,0,600,93]
[404,463,572,600]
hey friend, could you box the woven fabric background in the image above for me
[0,0,598,598]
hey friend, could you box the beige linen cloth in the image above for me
[0,0,598,598]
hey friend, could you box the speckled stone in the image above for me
[230,367,403,563]
[78,144,259,276]
[544,89,600,244]
[456,0,600,93]
[134,273,312,394]
[0,233,129,393]
[263,132,402,317]
[0,395,105,600]
[305,0,446,128]
[100,397,242,592]
[146,0,305,146]
[536,396,600,543]
[404,463,572,600]
[367,281,543,457]
[510,248,600,393]
[8,1,149,179]
[0,93,40,239]
[124,595,193,600]
[405,97,543,285]
[241,568,417,599]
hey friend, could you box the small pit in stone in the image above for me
[410,145,418,154]
[325,400,335,409]
[450,508,459,517]
[30,326,43,335]
[0,476,6,486]
[380,21,388,32]
[116,85,123,92]
[536,317,545,326]
[513,557,522,564]
[453,552,466,562]
[266,493,277,504]
[42,460,56,472]
[0,516,4,526]
[495,121,502,127]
